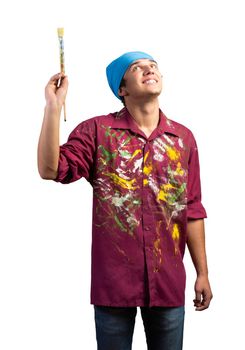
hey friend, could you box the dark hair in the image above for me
[119,78,126,106]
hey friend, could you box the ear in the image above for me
[118,86,128,97]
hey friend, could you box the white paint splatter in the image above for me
[178,138,184,148]
[138,137,146,144]
[153,138,166,153]
[126,216,140,227]
[133,157,143,173]
[111,193,131,207]
[148,176,159,194]
[115,168,131,180]
[153,150,164,162]
[163,134,174,145]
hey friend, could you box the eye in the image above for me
[132,65,140,71]
[151,63,158,69]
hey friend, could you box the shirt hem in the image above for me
[90,300,185,307]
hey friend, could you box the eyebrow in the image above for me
[130,59,157,68]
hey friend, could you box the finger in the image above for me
[46,73,66,89]
[195,291,202,300]
[58,74,68,87]
[47,77,68,97]
[49,72,65,83]
[193,299,201,306]
[194,291,202,306]
[195,294,212,311]
[195,302,209,311]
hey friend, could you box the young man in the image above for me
[38,51,213,350]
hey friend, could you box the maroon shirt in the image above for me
[55,107,207,307]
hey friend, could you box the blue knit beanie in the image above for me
[106,51,155,100]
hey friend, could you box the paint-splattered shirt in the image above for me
[55,107,207,307]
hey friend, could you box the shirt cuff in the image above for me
[53,155,70,184]
[187,201,207,219]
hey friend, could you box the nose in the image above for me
[143,64,154,75]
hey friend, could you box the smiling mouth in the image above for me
[143,79,157,84]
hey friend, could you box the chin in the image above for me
[146,85,162,95]
[149,89,162,98]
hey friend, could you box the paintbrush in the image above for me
[57,27,67,121]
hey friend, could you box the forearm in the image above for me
[37,103,61,179]
[186,219,208,276]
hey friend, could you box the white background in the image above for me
[0,0,244,349]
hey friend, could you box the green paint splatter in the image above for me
[117,131,126,140]
[119,150,132,158]
[168,183,187,204]
[122,136,132,147]
[98,145,117,162]
[114,215,127,232]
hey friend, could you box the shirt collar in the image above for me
[111,107,181,138]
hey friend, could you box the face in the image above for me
[118,59,163,101]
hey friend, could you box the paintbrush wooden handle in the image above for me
[63,101,67,122]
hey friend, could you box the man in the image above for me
[38,51,213,350]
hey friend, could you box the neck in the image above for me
[125,98,160,130]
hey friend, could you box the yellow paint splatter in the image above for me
[157,189,168,202]
[144,151,149,163]
[100,158,107,165]
[157,183,175,202]
[128,149,142,162]
[176,162,184,176]
[166,146,180,161]
[153,220,163,270]
[104,172,138,190]
[172,223,180,240]
[143,179,149,186]
[143,151,153,175]
[172,224,181,256]
[163,183,175,191]
[153,238,162,264]
[154,238,161,251]
[143,164,153,175]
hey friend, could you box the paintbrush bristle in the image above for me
[57,27,64,37]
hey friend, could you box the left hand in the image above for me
[193,275,213,311]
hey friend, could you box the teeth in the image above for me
[145,79,156,84]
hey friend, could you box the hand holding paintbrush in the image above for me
[57,27,67,121]
[44,72,68,110]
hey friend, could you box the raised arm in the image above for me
[37,73,68,179]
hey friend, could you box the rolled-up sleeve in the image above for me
[187,133,207,219]
[54,119,96,184]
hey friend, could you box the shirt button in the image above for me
[145,226,150,231]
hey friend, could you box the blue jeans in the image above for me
[94,305,185,350]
